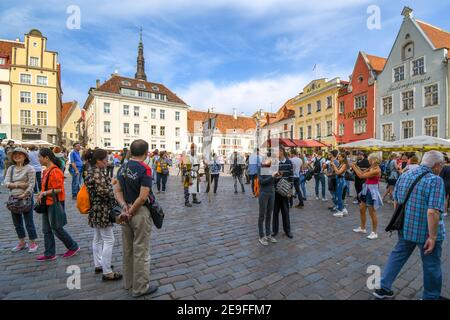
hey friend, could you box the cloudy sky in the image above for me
[1,0,449,115]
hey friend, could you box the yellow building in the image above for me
[293,78,346,147]
[61,100,81,149]
[9,29,62,144]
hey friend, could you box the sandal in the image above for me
[102,272,123,281]
[95,265,114,274]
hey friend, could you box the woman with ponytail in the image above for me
[84,148,122,281]
[36,148,79,261]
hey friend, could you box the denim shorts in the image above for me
[360,191,374,207]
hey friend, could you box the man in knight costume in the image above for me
[182,143,202,207]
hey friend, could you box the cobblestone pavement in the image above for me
[1,174,449,300]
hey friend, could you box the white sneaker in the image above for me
[266,236,278,243]
[333,211,344,218]
[353,200,359,204]
[259,237,269,246]
[367,232,378,240]
[342,208,348,215]
[322,198,328,201]
[315,196,320,200]
[353,227,367,234]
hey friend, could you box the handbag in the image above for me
[385,171,429,233]
[276,178,293,198]
[6,166,33,214]
[47,191,67,229]
[109,205,123,223]
[144,192,164,229]
[34,167,56,214]
[305,169,313,181]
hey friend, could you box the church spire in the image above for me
[135,27,147,81]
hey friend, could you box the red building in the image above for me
[336,52,386,144]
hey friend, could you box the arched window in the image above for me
[402,41,414,60]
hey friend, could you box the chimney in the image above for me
[15,38,20,42]
[240,112,245,117]
[96,79,100,88]
[233,108,237,120]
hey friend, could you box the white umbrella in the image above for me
[338,138,393,150]
[22,140,55,147]
[1,139,23,145]
[386,135,450,150]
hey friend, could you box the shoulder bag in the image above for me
[385,171,429,233]
[6,166,33,214]
[276,178,293,198]
[34,167,56,214]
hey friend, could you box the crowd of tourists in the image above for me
[1,137,449,300]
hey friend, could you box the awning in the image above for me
[292,139,329,148]
[261,138,296,148]
[279,138,297,147]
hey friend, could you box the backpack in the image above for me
[313,158,322,175]
[76,184,90,214]
[384,160,391,177]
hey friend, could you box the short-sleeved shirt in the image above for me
[42,165,65,205]
[70,150,83,170]
[117,160,152,204]
[290,157,302,178]
[394,165,446,244]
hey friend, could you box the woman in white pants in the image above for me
[84,149,122,281]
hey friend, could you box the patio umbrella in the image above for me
[22,140,55,147]
[0,139,23,145]
[384,135,450,152]
[337,138,393,150]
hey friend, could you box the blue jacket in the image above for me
[0,148,5,169]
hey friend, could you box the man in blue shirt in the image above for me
[374,150,446,300]
[69,143,83,199]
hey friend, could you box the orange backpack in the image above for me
[76,184,90,214]
[254,175,260,197]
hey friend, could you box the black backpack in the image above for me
[313,158,322,174]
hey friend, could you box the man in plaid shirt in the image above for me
[374,151,446,300]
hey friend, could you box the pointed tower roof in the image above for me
[135,27,147,81]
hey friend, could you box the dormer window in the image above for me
[0,57,6,65]
[152,85,159,91]
[136,83,146,89]
[358,75,364,83]
[121,80,131,86]
[402,42,414,60]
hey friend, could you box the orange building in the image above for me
[336,52,386,144]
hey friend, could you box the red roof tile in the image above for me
[188,110,256,134]
[416,20,450,51]
[263,98,295,127]
[0,40,24,67]
[96,75,186,105]
[366,54,387,73]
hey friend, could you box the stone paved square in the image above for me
[0,174,449,300]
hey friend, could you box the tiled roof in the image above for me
[188,110,256,134]
[416,20,450,51]
[61,101,77,126]
[263,98,295,127]
[0,40,24,67]
[96,75,186,105]
[366,54,387,73]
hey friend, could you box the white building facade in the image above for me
[0,67,11,140]
[84,75,188,152]
[376,7,450,141]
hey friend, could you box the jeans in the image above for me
[249,174,257,195]
[272,193,291,235]
[299,175,307,199]
[93,226,115,275]
[107,166,114,178]
[233,174,245,192]
[345,179,351,197]
[10,198,37,240]
[0,167,4,185]
[381,236,442,300]
[156,173,168,192]
[314,174,326,199]
[206,174,220,193]
[70,170,83,197]
[335,177,346,211]
[292,177,304,206]
[258,191,274,238]
[42,202,78,257]
[34,171,42,193]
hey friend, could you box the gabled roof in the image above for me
[95,75,186,105]
[416,20,450,51]
[365,54,387,73]
[263,98,296,127]
[188,110,256,134]
[61,101,79,127]
[0,40,24,67]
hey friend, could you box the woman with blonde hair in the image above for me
[351,153,383,240]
